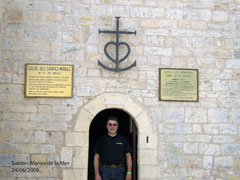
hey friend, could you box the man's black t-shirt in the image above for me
[94,134,132,165]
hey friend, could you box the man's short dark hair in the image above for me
[107,116,119,124]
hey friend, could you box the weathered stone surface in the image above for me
[63,169,87,180]
[208,108,228,123]
[1,0,240,179]
[0,154,14,166]
[203,156,213,169]
[199,143,220,155]
[61,147,72,166]
[65,132,88,147]
[162,107,184,123]
[214,156,234,169]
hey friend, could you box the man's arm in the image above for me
[94,153,102,180]
[125,152,132,180]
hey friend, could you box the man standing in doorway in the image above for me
[94,116,132,180]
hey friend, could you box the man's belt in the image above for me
[101,164,124,168]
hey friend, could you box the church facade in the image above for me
[1,0,240,179]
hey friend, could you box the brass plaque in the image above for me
[159,68,198,102]
[24,64,73,98]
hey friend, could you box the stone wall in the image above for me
[0,0,240,179]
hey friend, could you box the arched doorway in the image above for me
[88,108,138,180]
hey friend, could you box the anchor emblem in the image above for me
[98,17,136,72]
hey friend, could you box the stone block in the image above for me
[162,107,184,123]
[11,104,37,113]
[234,50,240,58]
[10,130,34,143]
[74,108,93,132]
[193,37,205,48]
[136,112,152,133]
[84,95,107,116]
[46,132,64,145]
[144,29,169,36]
[214,156,234,169]
[124,97,143,117]
[138,165,158,179]
[35,131,46,143]
[130,7,164,18]
[213,135,234,143]
[175,124,192,134]
[138,149,158,165]
[218,98,240,108]
[183,155,202,168]
[73,148,88,168]
[184,143,198,154]
[38,105,52,114]
[5,9,23,22]
[87,69,100,77]
[35,121,67,131]
[229,81,239,91]
[41,145,55,154]
[164,134,187,142]
[63,169,87,180]
[199,143,220,155]
[222,144,240,155]
[226,60,240,69]
[24,29,48,41]
[208,108,228,123]
[145,0,158,6]
[192,124,202,133]
[203,124,219,134]
[53,105,72,114]
[0,167,11,177]
[203,156,213,169]
[220,124,238,135]
[0,131,10,143]
[0,154,14,166]
[230,109,240,123]
[0,72,12,83]
[199,9,211,21]
[165,8,183,20]
[187,135,212,143]
[144,47,173,56]
[166,143,182,168]
[33,1,53,11]
[213,11,228,22]
[61,147,72,166]
[47,154,59,167]
[31,154,47,163]
[65,132,88,147]
[229,176,240,180]
[159,124,175,134]
[141,19,161,27]
[212,80,228,91]
[31,114,55,122]
[220,70,234,79]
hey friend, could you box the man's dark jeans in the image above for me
[100,166,125,180]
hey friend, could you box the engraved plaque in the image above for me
[24,64,73,98]
[159,68,198,102]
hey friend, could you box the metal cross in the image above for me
[98,17,137,72]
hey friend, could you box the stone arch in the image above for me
[64,93,157,179]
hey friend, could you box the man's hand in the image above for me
[94,153,102,180]
[126,174,131,180]
[95,174,102,180]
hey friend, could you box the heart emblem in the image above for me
[104,41,131,63]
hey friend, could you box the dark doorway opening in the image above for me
[88,108,138,180]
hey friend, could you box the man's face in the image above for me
[106,120,118,135]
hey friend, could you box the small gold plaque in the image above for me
[159,68,199,102]
[24,64,73,98]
